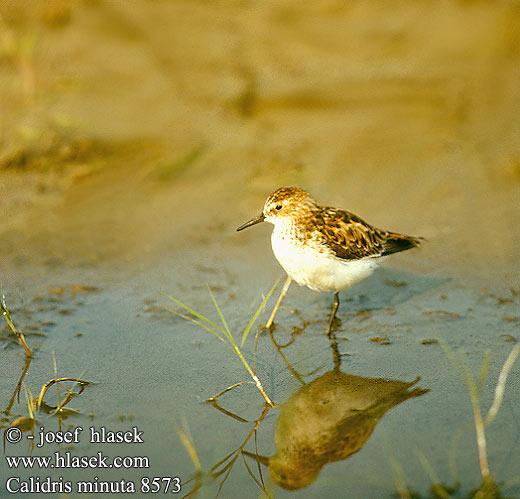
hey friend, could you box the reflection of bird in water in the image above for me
[246,371,428,490]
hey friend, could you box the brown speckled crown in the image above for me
[265,187,315,206]
[264,187,318,218]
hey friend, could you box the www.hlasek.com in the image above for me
[4,425,181,494]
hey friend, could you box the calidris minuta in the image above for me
[237,187,421,336]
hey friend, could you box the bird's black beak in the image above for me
[236,213,265,231]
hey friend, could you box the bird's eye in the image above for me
[275,204,282,211]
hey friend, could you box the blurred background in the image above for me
[1,0,519,282]
[1,3,520,497]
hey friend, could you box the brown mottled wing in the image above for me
[314,208,421,261]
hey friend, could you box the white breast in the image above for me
[271,229,379,292]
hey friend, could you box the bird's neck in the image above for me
[272,218,309,244]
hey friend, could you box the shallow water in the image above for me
[1,245,519,497]
[1,1,520,498]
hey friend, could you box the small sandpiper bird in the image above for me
[237,187,421,336]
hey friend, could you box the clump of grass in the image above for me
[439,342,493,483]
[407,341,520,498]
[36,352,91,415]
[1,295,32,357]
[414,448,456,498]
[36,376,91,415]
[440,341,520,485]
[3,354,92,455]
[166,281,279,407]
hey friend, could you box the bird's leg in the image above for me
[325,291,340,338]
[264,276,292,331]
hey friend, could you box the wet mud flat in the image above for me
[1,1,520,498]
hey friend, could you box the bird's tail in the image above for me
[381,232,423,256]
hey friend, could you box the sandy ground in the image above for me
[1,2,519,498]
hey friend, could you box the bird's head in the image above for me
[236,187,317,231]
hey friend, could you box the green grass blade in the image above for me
[1,295,32,357]
[241,279,280,347]
[439,340,476,394]
[241,452,268,495]
[439,340,490,479]
[207,286,231,337]
[485,342,520,425]
[415,448,448,497]
[210,449,237,473]
[174,414,202,474]
[165,307,227,343]
[165,293,228,336]
[23,383,34,420]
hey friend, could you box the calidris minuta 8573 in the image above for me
[237,187,421,336]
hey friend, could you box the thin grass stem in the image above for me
[1,296,32,357]
[206,382,254,402]
[207,286,231,336]
[22,383,34,420]
[166,307,227,343]
[164,294,228,336]
[265,276,291,330]
[174,415,202,474]
[36,378,91,411]
[390,455,411,499]
[241,279,279,347]
[230,343,274,407]
[485,342,520,425]
[415,448,449,499]
[439,340,490,479]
